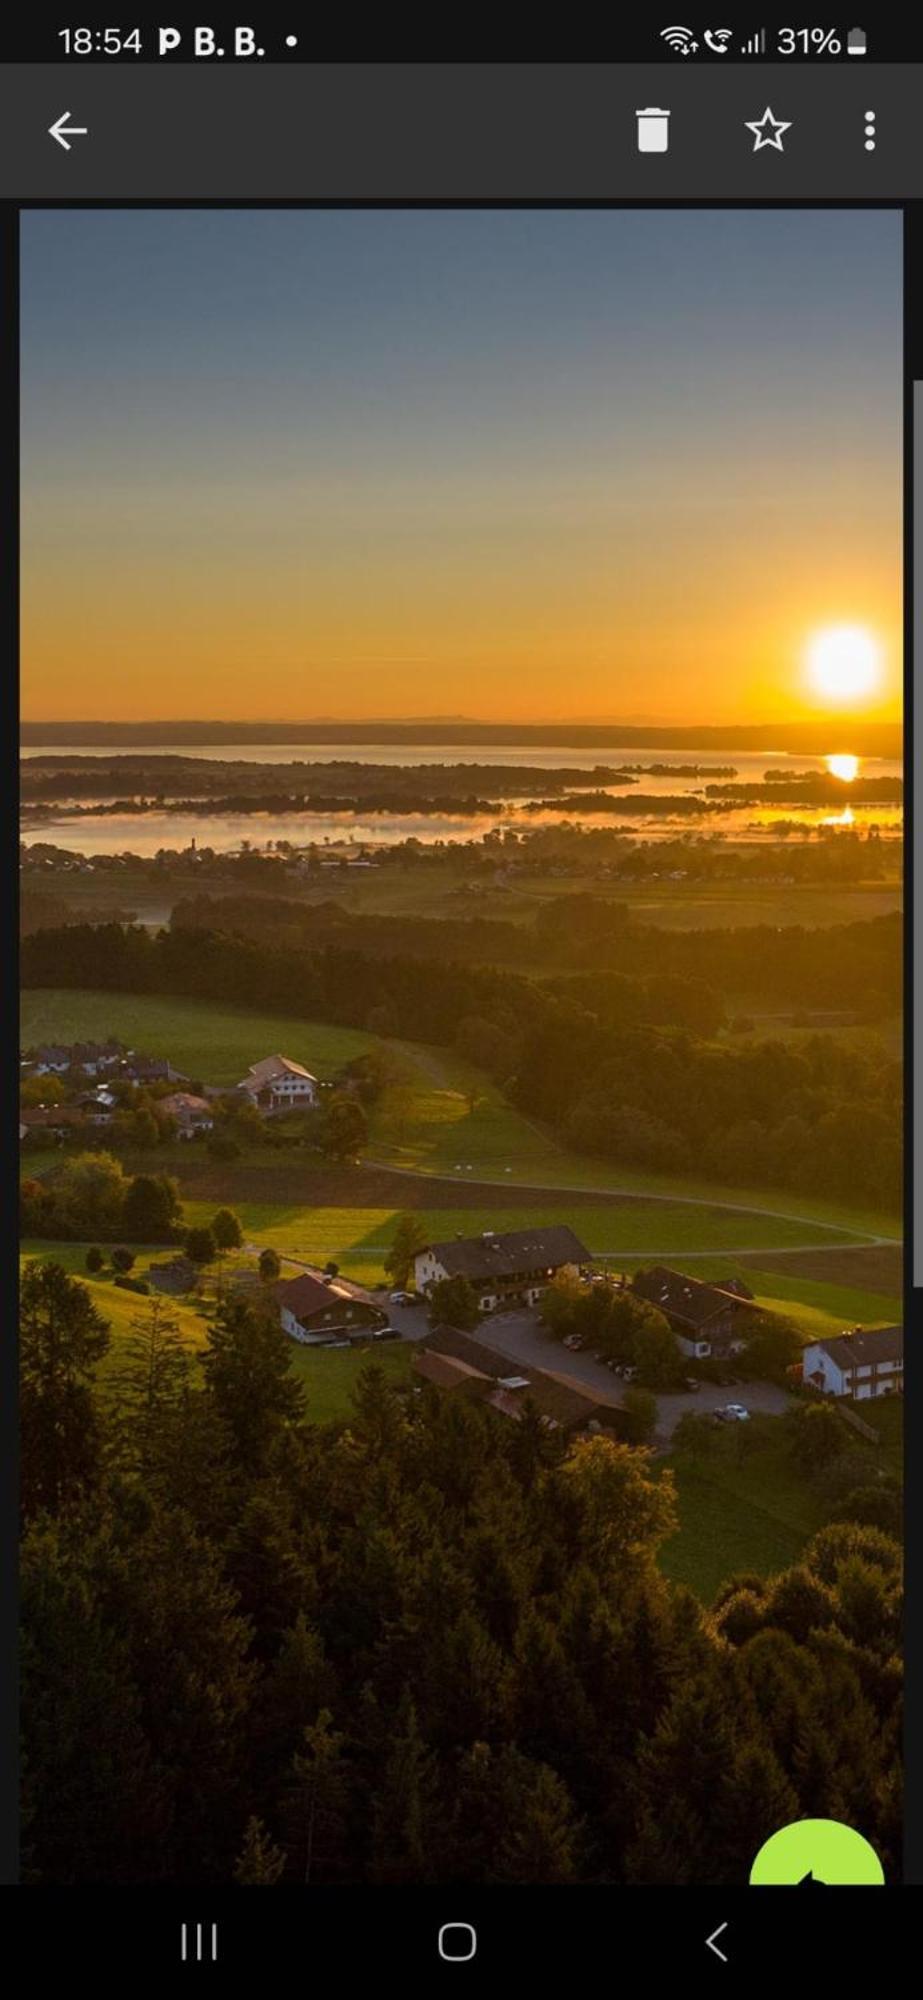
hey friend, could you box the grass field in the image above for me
[174,1193,866,1281]
[659,1449,826,1601]
[264,869,903,937]
[21,989,378,1088]
[20,1237,411,1422]
[21,858,902,940]
[660,1390,904,1602]
[20,988,901,1242]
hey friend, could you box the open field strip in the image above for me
[21,989,900,1243]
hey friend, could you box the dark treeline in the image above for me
[521,792,720,816]
[41,790,512,819]
[704,777,902,805]
[21,1268,903,1886]
[21,918,901,1207]
[20,758,643,804]
[166,890,902,1013]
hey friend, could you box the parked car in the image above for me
[622,1365,639,1383]
[716,1403,750,1422]
[389,1290,414,1306]
[685,1378,701,1393]
[607,1359,621,1373]
[373,1327,399,1341]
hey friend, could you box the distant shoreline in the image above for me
[19,719,904,756]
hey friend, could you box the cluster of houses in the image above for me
[20,1039,321,1144]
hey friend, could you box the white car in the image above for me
[389,1290,414,1306]
[717,1403,750,1422]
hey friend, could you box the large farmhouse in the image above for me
[239,1054,318,1114]
[413,1224,591,1314]
[802,1325,904,1401]
[276,1270,388,1344]
[631,1265,754,1360]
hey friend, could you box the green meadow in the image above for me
[20,987,899,1241]
[658,1411,901,1604]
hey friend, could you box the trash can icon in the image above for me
[637,107,671,153]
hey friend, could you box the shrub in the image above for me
[85,1246,105,1273]
[113,1274,150,1295]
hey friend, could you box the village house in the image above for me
[802,1325,904,1402]
[31,1037,126,1076]
[631,1265,755,1360]
[415,1324,621,1436]
[76,1091,116,1127]
[19,1105,85,1141]
[239,1054,319,1114]
[276,1270,388,1344]
[160,1091,215,1139]
[413,1224,591,1314]
[125,1052,186,1085]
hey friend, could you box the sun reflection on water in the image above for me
[826,753,860,782]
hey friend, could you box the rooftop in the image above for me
[277,1270,353,1320]
[811,1325,904,1370]
[245,1054,318,1088]
[420,1224,591,1284]
[632,1264,754,1331]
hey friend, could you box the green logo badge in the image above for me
[750,1819,884,1886]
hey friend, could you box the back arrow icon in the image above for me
[706,1922,729,1963]
[49,113,88,151]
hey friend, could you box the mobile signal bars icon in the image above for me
[660,26,699,55]
[742,29,767,54]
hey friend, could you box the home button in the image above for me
[438,1922,477,1962]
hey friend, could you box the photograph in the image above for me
[19,206,903,1887]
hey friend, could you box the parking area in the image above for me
[397,1301,793,1442]
[650,1378,792,1441]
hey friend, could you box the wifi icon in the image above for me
[660,25,699,54]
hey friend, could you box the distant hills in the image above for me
[20,719,903,756]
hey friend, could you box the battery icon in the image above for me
[847,28,867,55]
[636,107,671,153]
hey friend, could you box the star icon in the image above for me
[745,106,792,152]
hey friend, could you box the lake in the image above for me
[20,742,903,857]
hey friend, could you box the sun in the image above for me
[806,625,881,706]
[826,753,859,782]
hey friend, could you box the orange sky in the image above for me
[20,209,902,726]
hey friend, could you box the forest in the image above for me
[21,917,901,1207]
[21,1263,903,1886]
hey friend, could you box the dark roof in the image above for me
[277,1271,353,1320]
[813,1325,904,1370]
[631,1265,752,1331]
[414,1350,493,1393]
[20,1105,83,1127]
[423,1325,620,1430]
[420,1224,591,1284]
[423,1324,528,1377]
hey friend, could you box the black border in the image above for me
[4,192,918,1920]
